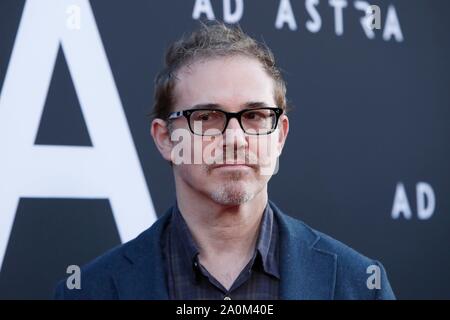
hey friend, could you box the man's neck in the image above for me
[175,179,268,289]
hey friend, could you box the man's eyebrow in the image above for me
[187,101,271,110]
[244,101,271,109]
[188,103,221,110]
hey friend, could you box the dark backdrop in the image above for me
[0,0,449,299]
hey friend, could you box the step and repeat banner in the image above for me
[0,0,449,299]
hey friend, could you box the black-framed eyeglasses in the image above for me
[167,107,284,136]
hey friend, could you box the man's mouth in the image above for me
[211,163,254,170]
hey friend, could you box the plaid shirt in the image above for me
[162,202,280,300]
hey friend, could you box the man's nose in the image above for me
[223,118,247,156]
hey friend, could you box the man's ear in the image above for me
[277,114,289,156]
[151,118,173,162]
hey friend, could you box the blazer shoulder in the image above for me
[276,209,375,268]
[54,211,171,299]
[308,223,395,299]
[54,243,125,299]
[276,209,395,299]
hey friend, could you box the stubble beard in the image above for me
[206,166,256,206]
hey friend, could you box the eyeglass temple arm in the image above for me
[168,111,183,120]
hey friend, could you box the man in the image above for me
[55,22,395,300]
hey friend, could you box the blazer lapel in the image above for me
[270,200,337,300]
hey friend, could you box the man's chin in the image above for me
[209,191,253,206]
[207,182,255,206]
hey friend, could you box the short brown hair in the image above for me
[151,21,288,120]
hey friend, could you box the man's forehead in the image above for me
[173,56,275,110]
[181,101,273,111]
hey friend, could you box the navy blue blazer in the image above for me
[55,201,395,300]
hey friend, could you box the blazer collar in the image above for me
[118,201,337,300]
[270,200,337,300]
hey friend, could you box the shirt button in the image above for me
[224,296,231,300]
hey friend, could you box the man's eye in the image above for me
[244,111,264,120]
[193,111,219,122]
[198,113,210,121]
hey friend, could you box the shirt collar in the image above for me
[255,203,280,279]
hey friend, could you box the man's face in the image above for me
[154,55,289,206]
